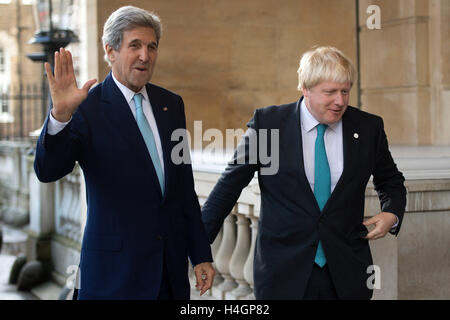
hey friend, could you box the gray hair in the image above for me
[102,6,162,67]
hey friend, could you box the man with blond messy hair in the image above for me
[202,46,406,300]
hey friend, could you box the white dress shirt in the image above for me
[47,73,165,173]
[300,99,398,228]
[300,99,343,194]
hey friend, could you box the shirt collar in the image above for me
[111,72,149,105]
[300,98,340,133]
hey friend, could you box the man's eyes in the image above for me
[129,43,157,50]
[324,90,349,95]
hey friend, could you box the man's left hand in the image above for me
[193,262,216,296]
[363,212,398,240]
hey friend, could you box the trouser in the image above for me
[73,256,174,300]
[303,264,339,300]
[157,257,173,300]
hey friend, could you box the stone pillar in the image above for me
[0,141,31,227]
[27,155,54,262]
[428,0,450,145]
[359,0,450,146]
[226,214,251,299]
[211,227,224,287]
[243,215,258,300]
[211,213,237,299]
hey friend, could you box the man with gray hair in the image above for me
[34,6,215,299]
[202,46,406,299]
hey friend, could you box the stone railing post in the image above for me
[211,227,224,287]
[54,166,82,244]
[211,213,237,299]
[0,141,32,227]
[243,215,258,299]
[226,208,252,299]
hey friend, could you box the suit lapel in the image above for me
[323,108,360,213]
[100,73,165,199]
[286,98,320,217]
[293,99,360,216]
[146,83,172,202]
[100,73,148,155]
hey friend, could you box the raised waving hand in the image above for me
[45,48,97,122]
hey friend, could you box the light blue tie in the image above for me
[314,124,330,268]
[133,93,164,194]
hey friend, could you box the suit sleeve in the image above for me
[177,96,213,266]
[34,108,88,183]
[201,111,260,243]
[372,118,407,236]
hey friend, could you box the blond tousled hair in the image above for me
[297,46,356,90]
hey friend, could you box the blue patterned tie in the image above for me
[133,93,164,194]
[314,124,330,267]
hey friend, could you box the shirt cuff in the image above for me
[48,110,72,135]
[391,215,399,230]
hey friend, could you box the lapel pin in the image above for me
[354,133,359,139]
[163,107,168,111]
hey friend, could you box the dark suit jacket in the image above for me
[201,97,406,300]
[34,73,212,299]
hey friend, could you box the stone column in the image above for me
[359,0,450,145]
[27,154,54,262]
[211,227,224,287]
[243,215,258,299]
[0,141,31,227]
[211,213,237,299]
[54,166,82,244]
[226,214,252,299]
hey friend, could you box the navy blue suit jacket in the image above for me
[202,98,406,300]
[34,73,212,299]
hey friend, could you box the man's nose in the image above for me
[138,48,150,62]
[334,93,345,106]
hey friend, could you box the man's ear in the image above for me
[105,44,115,63]
[301,86,308,98]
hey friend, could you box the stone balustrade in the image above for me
[54,165,83,244]
[1,144,450,299]
[0,140,33,228]
[190,148,450,300]
[194,167,260,300]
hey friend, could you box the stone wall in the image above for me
[0,1,44,138]
[90,0,450,147]
[95,0,358,145]
[359,0,450,145]
[0,1,43,88]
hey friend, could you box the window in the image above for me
[1,95,8,113]
[0,46,10,122]
[0,90,11,123]
[0,48,5,73]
